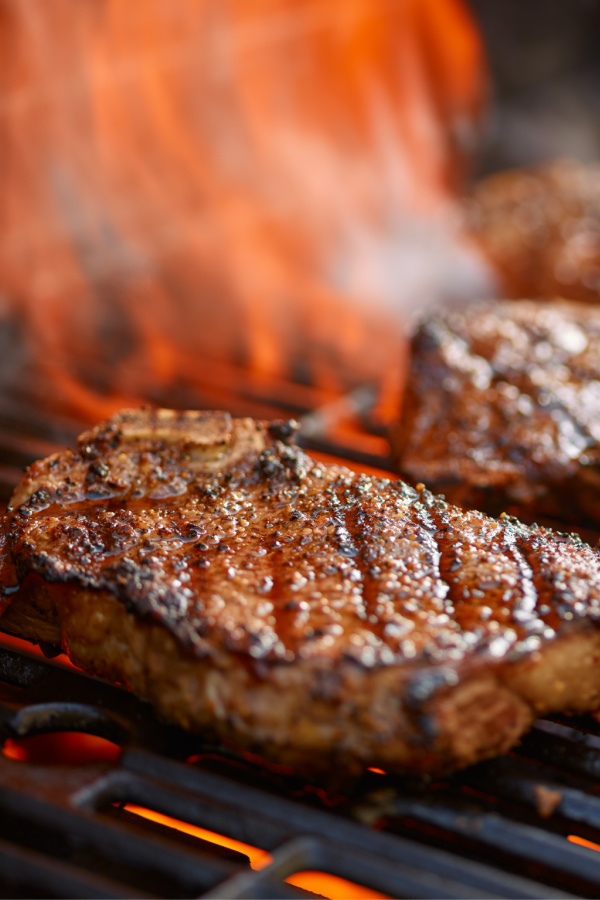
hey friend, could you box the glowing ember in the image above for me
[3,732,121,765]
[124,804,389,898]
[287,870,390,899]
[124,804,272,870]
[568,835,600,853]
[0,630,74,669]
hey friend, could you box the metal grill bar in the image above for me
[0,642,587,898]
[460,755,600,831]
[205,836,531,900]
[91,751,564,899]
[0,781,240,898]
[0,837,146,900]
[384,794,600,893]
[518,720,600,780]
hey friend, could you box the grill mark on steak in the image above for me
[5,427,600,668]
[512,523,600,637]
[411,501,542,661]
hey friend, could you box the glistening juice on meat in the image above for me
[1,408,600,777]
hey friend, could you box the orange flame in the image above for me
[1,734,390,896]
[0,0,487,422]
[3,732,121,765]
[124,804,272,870]
[124,804,390,898]
[568,835,600,853]
[287,871,390,899]
[0,630,74,669]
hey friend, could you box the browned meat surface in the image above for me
[3,408,600,777]
[465,160,600,303]
[391,299,600,526]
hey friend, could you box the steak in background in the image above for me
[465,160,600,303]
[3,409,600,777]
[391,299,600,525]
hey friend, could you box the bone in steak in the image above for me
[391,299,600,526]
[2,408,600,777]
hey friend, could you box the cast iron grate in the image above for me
[1,397,600,897]
[1,642,600,898]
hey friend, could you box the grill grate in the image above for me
[1,395,600,898]
[1,643,600,898]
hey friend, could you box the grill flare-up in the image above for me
[2,408,600,776]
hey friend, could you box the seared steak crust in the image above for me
[392,299,600,525]
[3,408,600,775]
[465,160,600,303]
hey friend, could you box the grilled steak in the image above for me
[3,408,600,777]
[391,299,600,526]
[465,159,600,303]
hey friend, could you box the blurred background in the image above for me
[0,0,598,440]
[469,0,600,174]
